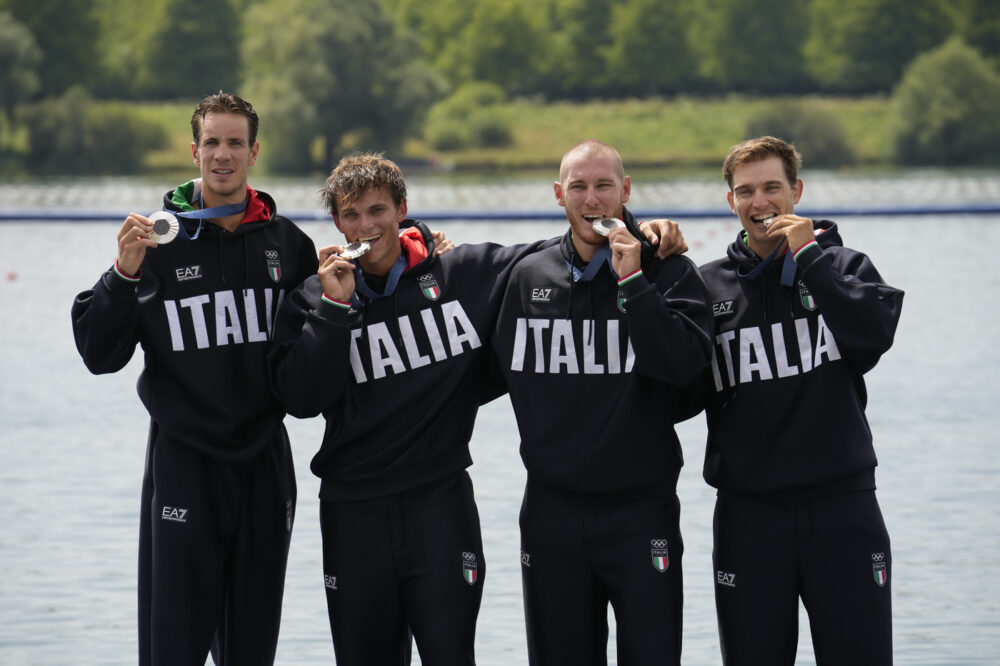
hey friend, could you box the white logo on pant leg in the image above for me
[324,575,337,591]
[650,538,669,572]
[717,571,736,587]
[462,552,479,585]
[161,506,188,523]
[520,550,531,567]
[872,552,887,587]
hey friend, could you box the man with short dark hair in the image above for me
[72,92,318,665]
[696,135,903,665]
[491,139,715,665]
[269,152,558,665]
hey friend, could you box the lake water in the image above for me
[1,171,999,664]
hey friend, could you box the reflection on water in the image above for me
[2,173,999,664]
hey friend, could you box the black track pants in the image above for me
[712,491,892,666]
[138,426,295,666]
[519,479,684,666]
[319,471,485,666]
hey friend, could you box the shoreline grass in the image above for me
[136,95,895,175]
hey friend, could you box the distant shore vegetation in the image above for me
[1,0,998,175]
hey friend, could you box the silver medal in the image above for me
[341,240,371,260]
[592,217,625,236]
[148,211,179,244]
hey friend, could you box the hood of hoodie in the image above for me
[727,219,842,276]
[161,179,275,235]
[398,219,435,272]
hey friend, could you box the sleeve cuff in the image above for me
[113,260,141,283]
[617,268,643,286]
[792,240,821,264]
[321,294,352,310]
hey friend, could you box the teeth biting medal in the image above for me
[592,217,625,236]
[147,211,179,244]
[341,240,371,260]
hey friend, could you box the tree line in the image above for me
[2,0,999,173]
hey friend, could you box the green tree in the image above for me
[0,12,41,128]
[456,0,549,95]
[692,0,812,94]
[805,0,953,93]
[21,87,167,174]
[0,0,101,95]
[960,0,1000,64]
[603,0,695,96]
[243,0,445,173]
[745,101,856,168]
[139,0,242,99]
[91,0,167,98]
[391,0,475,84]
[891,38,1000,165]
[424,82,513,150]
[539,0,617,98]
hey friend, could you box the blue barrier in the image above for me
[2,203,1000,222]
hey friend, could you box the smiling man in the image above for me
[268,152,561,665]
[71,92,318,665]
[693,136,904,665]
[491,139,714,665]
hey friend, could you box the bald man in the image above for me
[491,140,714,665]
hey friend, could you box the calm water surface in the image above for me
[1,172,999,664]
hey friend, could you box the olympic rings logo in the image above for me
[650,539,668,549]
[462,551,477,561]
[872,552,885,562]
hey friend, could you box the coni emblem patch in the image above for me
[419,273,441,301]
[872,552,887,587]
[462,551,479,585]
[265,249,281,283]
[650,538,669,573]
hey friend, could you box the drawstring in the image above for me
[564,244,619,347]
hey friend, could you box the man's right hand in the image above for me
[117,213,156,277]
[318,244,357,303]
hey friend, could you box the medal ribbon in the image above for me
[739,242,798,286]
[567,245,619,282]
[352,253,408,306]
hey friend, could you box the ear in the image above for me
[249,141,260,167]
[792,178,803,205]
[396,198,408,222]
[727,190,736,214]
[621,175,631,204]
[191,141,199,166]
[554,181,566,207]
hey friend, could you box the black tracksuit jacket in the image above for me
[697,220,904,496]
[72,188,318,462]
[268,220,552,501]
[492,209,715,496]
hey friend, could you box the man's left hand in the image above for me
[640,218,689,259]
[431,229,455,255]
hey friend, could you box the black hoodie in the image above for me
[268,220,553,501]
[72,186,318,463]
[697,220,904,496]
[491,207,715,496]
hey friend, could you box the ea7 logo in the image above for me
[531,288,553,303]
[324,575,338,590]
[717,571,736,587]
[713,300,735,317]
[161,506,188,523]
[175,265,202,282]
